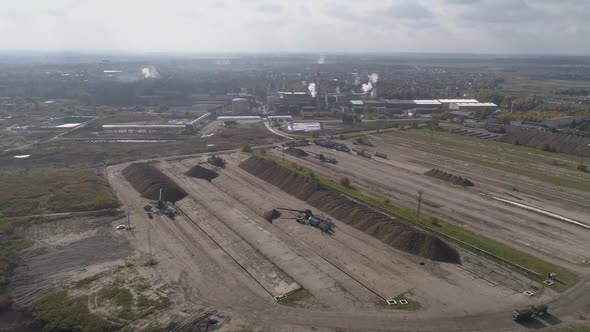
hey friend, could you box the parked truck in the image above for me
[512,304,549,322]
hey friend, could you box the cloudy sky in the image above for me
[0,0,588,55]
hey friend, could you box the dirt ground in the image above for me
[103,151,590,331]
[279,143,590,272]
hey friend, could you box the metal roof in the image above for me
[453,102,497,107]
[413,100,442,105]
[217,116,261,120]
[438,99,479,103]
[102,124,186,129]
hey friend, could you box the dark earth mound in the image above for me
[186,165,219,182]
[424,169,474,187]
[122,162,187,202]
[240,156,460,264]
[284,147,309,158]
[263,209,282,222]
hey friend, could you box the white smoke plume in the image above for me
[308,83,317,98]
[368,73,379,84]
[141,65,160,79]
[362,82,372,93]
[317,55,326,64]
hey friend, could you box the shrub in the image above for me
[242,144,252,153]
[578,163,588,172]
[430,217,441,226]
[144,258,158,267]
[339,177,351,188]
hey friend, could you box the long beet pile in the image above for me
[425,169,474,187]
[240,156,460,263]
[122,163,187,202]
[284,147,309,158]
[186,165,218,182]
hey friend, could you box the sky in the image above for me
[0,0,588,55]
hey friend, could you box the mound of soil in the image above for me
[122,163,187,202]
[425,169,474,187]
[497,129,590,157]
[186,165,219,181]
[240,156,460,264]
[263,209,281,222]
[284,148,309,158]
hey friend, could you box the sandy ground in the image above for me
[278,144,590,273]
[9,216,131,308]
[104,153,590,331]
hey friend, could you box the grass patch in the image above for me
[3,238,33,251]
[277,289,311,307]
[264,154,576,290]
[75,272,106,289]
[98,287,134,308]
[30,290,120,332]
[0,168,117,218]
[380,293,420,311]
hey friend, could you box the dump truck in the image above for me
[512,304,549,321]
[512,308,535,322]
[357,150,372,159]
[374,152,388,159]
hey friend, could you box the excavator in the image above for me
[275,208,335,234]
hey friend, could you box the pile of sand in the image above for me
[424,169,474,187]
[186,165,218,182]
[122,163,187,202]
[284,148,309,158]
[240,156,460,263]
[263,209,281,222]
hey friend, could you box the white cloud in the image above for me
[0,0,588,54]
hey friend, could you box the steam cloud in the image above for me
[335,86,341,94]
[308,83,317,98]
[368,73,379,84]
[317,55,326,64]
[362,82,372,93]
[141,65,160,79]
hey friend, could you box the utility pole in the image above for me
[127,213,131,229]
[417,190,424,216]
[282,144,285,163]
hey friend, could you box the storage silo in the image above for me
[232,98,249,114]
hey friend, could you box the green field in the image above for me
[0,168,117,218]
[264,154,576,289]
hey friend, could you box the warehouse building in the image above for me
[449,102,497,112]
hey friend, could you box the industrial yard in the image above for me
[103,130,590,330]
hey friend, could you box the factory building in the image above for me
[438,99,479,108]
[102,124,192,134]
[412,100,443,114]
[449,102,497,112]
[232,98,250,114]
